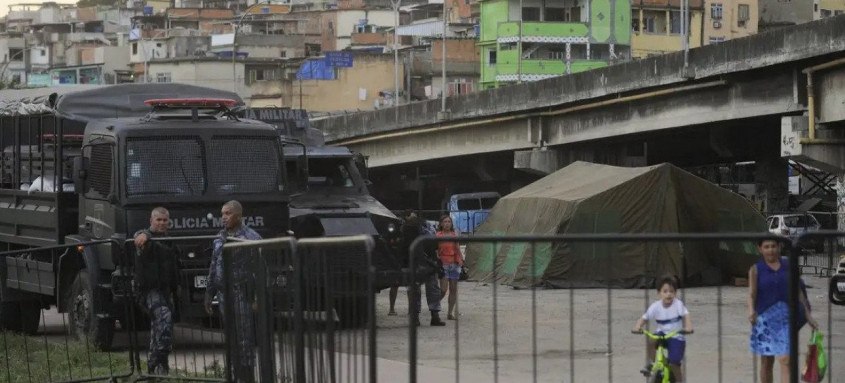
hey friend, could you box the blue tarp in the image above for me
[296,59,336,80]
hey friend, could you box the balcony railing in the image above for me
[497,21,589,42]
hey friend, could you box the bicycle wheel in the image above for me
[647,371,661,383]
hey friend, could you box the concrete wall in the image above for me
[148,60,248,96]
[130,40,169,64]
[432,39,480,62]
[817,67,845,124]
[296,54,403,112]
[312,16,845,143]
[759,0,819,27]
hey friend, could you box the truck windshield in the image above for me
[126,136,283,197]
[307,158,355,188]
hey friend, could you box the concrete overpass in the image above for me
[311,16,845,212]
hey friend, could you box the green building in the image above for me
[478,0,631,89]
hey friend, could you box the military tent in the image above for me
[465,161,765,288]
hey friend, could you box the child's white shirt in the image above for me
[642,299,689,340]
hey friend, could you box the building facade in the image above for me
[702,0,757,44]
[631,0,703,59]
[478,0,631,89]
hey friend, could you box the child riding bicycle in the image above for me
[632,275,694,382]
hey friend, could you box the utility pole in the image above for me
[440,0,447,114]
[233,1,271,93]
[517,0,523,84]
[391,0,401,109]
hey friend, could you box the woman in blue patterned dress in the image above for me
[747,239,818,383]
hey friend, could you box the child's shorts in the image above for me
[443,264,462,281]
[657,332,686,365]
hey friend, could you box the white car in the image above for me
[766,213,823,252]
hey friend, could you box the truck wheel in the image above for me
[18,301,42,335]
[66,270,114,350]
[0,302,21,330]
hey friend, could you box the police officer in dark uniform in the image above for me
[133,206,179,375]
[404,210,446,326]
[205,200,262,382]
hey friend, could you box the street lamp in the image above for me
[232,0,272,94]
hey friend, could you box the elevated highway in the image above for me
[313,16,845,174]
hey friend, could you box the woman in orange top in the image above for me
[436,215,463,320]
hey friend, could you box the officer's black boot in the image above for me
[430,310,446,326]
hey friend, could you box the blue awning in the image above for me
[296,59,336,80]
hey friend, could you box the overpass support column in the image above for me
[755,156,790,215]
[513,148,563,176]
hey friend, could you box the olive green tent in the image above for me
[465,162,765,288]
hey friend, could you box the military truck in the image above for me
[0,84,292,348]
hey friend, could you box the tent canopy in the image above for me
[465,161,765,288]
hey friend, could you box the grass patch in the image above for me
[0,331,132,382]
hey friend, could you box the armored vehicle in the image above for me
[0,84,291,348]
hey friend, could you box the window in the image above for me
[40,49,46,57]
[643,16,656,33]
[632,18,640,32]
[821,9,833,17]
[709,36,725,44]
[156,72,171,83]
[837,10,845,16]
[208,136,283,194]
[738,4,750,27]
[447,80,475,96]
[522,7,540,21]
[546,7,566,22]
[304,158,355,188]
[488,50,496,65]
[132,43,138,55]
[670,11,681,34]
[711,3,723,19]
[126,137,205,196]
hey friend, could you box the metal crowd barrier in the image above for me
[406,232,843,383]
[0,239,135,383]
[221,235,376,383]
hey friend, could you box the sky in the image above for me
[0,1,78,17]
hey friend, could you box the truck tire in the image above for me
[18,301,42,335]
[0,302,21,330]
[66,270,114,350]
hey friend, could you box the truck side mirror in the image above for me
[73,156,88,192]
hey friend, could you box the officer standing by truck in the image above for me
[404,210,447,327]
[133,207,179,375]
[204,200,262,382]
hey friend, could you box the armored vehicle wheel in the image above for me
[66,271,114,350]
[0,301,22,330]
[18,301,42,335]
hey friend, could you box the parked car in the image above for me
[766,213,824,252]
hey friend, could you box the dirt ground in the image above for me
[375,274,845,383]
[29,274,844,383]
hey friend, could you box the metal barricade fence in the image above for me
[406,233,843,383]
[0,239,136,383]
[221,235,376,383]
